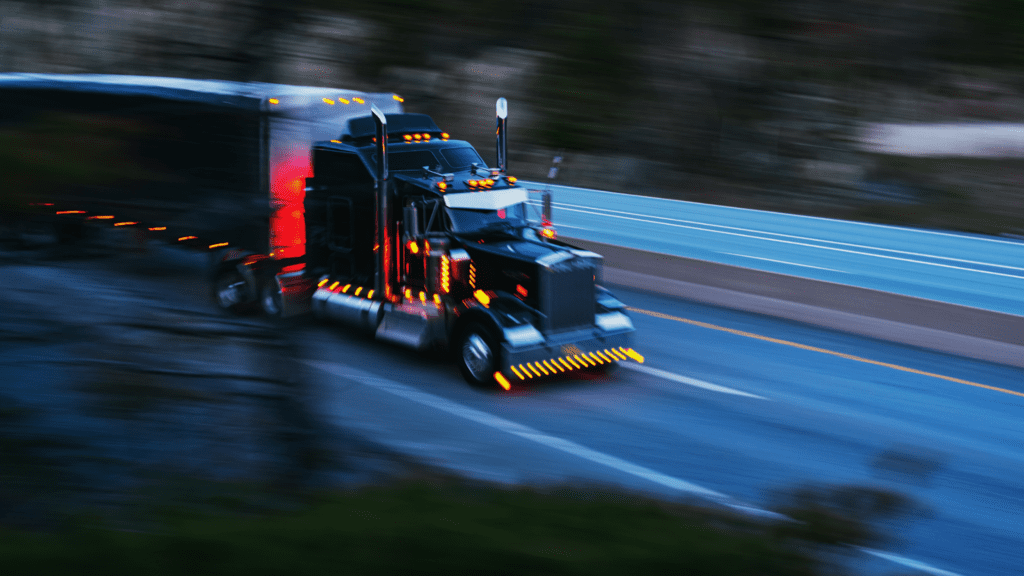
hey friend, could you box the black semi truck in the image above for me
[0,74,640,389]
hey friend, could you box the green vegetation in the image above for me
[0,471,918,576]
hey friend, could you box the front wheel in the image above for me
[456,323,500,388]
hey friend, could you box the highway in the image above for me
[524,182,1024,316]
[301,285,1024,576]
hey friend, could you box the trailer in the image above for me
[1,74,640,389]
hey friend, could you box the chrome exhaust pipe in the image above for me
[496,97,507,173]
[371,104,392,301]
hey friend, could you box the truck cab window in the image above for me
[447,203,528,234]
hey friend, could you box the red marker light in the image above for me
[516,284,528,297]
[497,208,505,219]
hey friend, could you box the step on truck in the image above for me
[0,74,640,389]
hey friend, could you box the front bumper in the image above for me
[498,313,640,383]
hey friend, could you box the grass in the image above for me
[0,471,920,576]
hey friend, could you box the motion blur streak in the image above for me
[628,307,1024,399]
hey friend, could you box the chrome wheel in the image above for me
[462,332,493,383]
[261,281,282,317]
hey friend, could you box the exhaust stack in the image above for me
[496,97,507,173]
[372,104,392,301]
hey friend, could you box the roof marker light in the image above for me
[339,98,350,105]
[393,94,404,102]
[404,134,412,142]
[342,284,351,293]
[423,134,431,141]
[323,98,335,105]
[331,139,341,143]
[441,132,450,140]
[208,242,229,249]
[318,278,329,288]
[494,372,511,390]
[148,227,166,231]
[114,221,137,226]
[413,133,422,141]
[88,215,114,220]
[269,98,279,105]
[329,281,340,290]
[56,210,85,214]
[354,286,363,296]
[178,236,197,241]
[353,97,365,104]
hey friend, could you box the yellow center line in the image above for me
[627,306,1024,399]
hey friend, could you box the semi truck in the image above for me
[0,74,640,389]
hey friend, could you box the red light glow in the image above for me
[270,152,311,260]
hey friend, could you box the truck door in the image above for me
[306,149,376,285]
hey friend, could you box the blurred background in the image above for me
[3,0,1024,235]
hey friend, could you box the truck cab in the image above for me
[303,104,639,389]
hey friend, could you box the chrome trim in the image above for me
[503,324,544,348]
[595,311,633,332]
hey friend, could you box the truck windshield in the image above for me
[447,203,529,234]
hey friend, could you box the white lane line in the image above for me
[304,359,728,500]
[859,548,964,576]
[550,205,1024,280]
[725,253,844,273]
[307,359,958,576]
[551,200,1024,272]
[621,364,767,400]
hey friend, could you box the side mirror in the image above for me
[542,191,552,226]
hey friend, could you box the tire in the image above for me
[456,322,500,388]
[260,278,284,318]
[212,268,255,314]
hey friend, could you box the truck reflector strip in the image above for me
[494,372,511,390]
[505,348,644,381]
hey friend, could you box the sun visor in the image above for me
[443,188,529,210]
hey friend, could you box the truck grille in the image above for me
[540,259,595,333]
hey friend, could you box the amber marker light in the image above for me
[507,176,517,184]
[367,289,374,299]
[433,293,442,307]
[473,289,490,307]
[114,221,137,226]
[323,98,335,105]
[339,98,350,105]
[441,132,450,140]
[178,236,197,241]
[329,281,340,290]
[268,98,279,105]
[353,97,365,104]
[56,210,85,214]
[437,181,447,191]
[208,242,229,249]
[413,133,422,141]
[405,288,413,300]
[610,349,628,360]
[393,94,404,102]
[407,240,419,254]
[404,134,412,142]
[354,286,363,296]
[558,358,573,371]
[423,134,431,141]
[623,348,645,363]
[148,227,166,231]
[540,227,557,239]
[566,356,581,369]
[88,215,114,220]
[342,284,351,293]
[317,279,329,288]
[494,372,511,390]
[510,365,525,380]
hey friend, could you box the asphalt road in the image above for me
[299,284,1024,576]
[524,182,1024,316]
